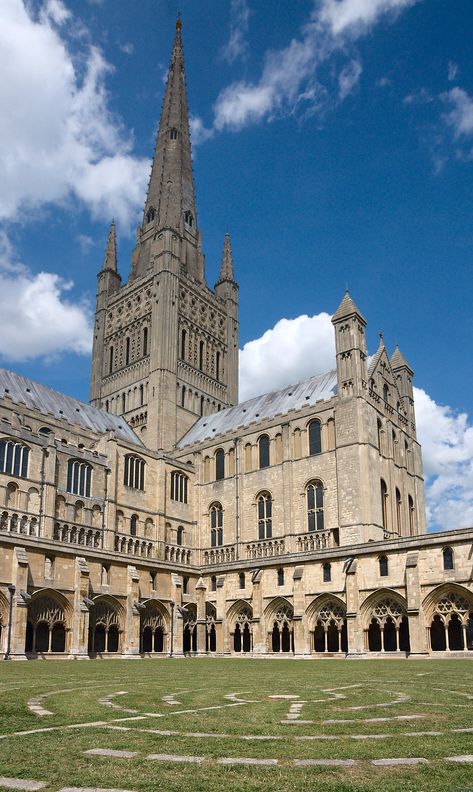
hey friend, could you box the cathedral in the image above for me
[1,21,472,660]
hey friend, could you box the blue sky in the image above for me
[0,0,472,530]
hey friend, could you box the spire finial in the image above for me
[176,13,182,31]
[379,331,384,345]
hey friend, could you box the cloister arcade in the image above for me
[4,582,473,658]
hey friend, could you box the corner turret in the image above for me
[332,290,368,397]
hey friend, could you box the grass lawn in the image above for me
[0,658,473,791]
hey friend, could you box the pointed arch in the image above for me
[422,583,473,623]
[359,588,408,630]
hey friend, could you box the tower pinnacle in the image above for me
[217,232,236,283]
[102,220,117,272]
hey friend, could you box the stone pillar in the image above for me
[124,565,140,656]
[215,575,228,653]
[405,551,428,656]
[344,558,363,655]
[292,566,308,655]
[251,569,264,654]
[171,574,183,656]
[10,546,29,658]
[71,557,91,657]
[195,576,207,654]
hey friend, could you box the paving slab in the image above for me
[294,759,356,767]
[218,758,278,766]
[84,749,138,759]
[0,780,46,791]
[58,788,136,792]
[372,758,428,766]
[446,755,473,763]
[146,754,204,763]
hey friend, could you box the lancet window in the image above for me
[0,440,29,478]
[67,460,92,498]
[307,480,324,532]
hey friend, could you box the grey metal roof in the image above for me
[0,368,142,446]
[177,369,338,448]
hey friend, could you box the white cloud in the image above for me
[119,41,134,56]
[239,313,336,401]
[207,0,418,135]
[189,116,214,147]
[0,0,149,229]
[318,0,418,36]
[338,59,362,100]
[443,87,473,138]
[239,312,473,533]
[448,60,459,82]
[0,235,92,362]
[414,388,473,531]
[221,0,251,64]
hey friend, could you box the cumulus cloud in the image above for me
[0,0,149,229]
[239,312,473,532]
[221,0,251,64]
[0,234,92,362]
[239,314,336,401]
[198,0,419,136]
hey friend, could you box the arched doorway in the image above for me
[364,595,410,653]
[308,599,348,654]
[268,604,293,653]
[88,599,122,654]
[426,590,473,652]
[140,603,167,654]
[25,594,68,654]
[229,604,253,653]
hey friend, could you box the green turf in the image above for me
[1,658,473,791]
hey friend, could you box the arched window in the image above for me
[307,480,324,532]
[380,479,388,530]
[308,420,321,456]
[199,340,205,371]
[258,435,270,469]
[379,555,388,577]
[130,514,138,536]
[216,351,220,381]
[143,327,148,356]
[257,492,272,539]
[39,426,52,436]
[124,455,145,490]
[67,459,92,497]
[0,440,29,478]
[146,207,155,224]
[377,418,382,451]
[210,503,223,547]
[184,210,194,228]
[239,572,245,590]
[383,384,389,403]
[211,575,217,592]
[181,328,187,360]
[200,395,205,416]
[323,562,331,582]
[121,393,126,414]
[140,384,144,406]
[396,488,402,534]
[125,337,130,366]
[177,526,184,545]
[170,471,188,503]
[443,547,454,571]
[109,345,114,374]
[277,567,284,586]
[408,495,415,535]
[169,127,178,140]
[215,448,225,481]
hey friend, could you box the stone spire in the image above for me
[332,289,365,323]
[142,18,197,237]
[102,220,117,272]
[216,232,236,283]
[391,345,413,374]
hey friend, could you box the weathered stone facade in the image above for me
[0,22,471,660]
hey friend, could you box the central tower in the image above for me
[90,21,239,450]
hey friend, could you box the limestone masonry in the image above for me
[0,21,471,659]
